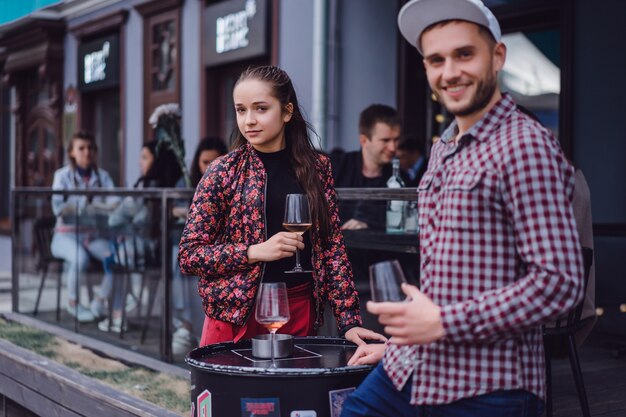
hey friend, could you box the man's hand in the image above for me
[341,219,369,230]
[247,232,304,263]
[347,343,386,366]
[345,326,388,346]
[367,284,445,345]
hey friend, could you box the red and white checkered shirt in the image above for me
[383,94,584,405]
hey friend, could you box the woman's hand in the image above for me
[172,206,189,219]
[347,343,386,366]
[341,219,368,230]
[247,232,304,263]
[344,326,388,346]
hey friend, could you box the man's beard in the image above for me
[442,71,498,117]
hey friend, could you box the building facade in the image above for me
[1,0,625,333]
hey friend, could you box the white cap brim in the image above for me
[398,0,501,55]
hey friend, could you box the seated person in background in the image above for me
[396,136,428,187]
[51,131,118,322]
[189,137,229,188]
[171,136,229,218]
[102,139,183,332]
[108,139,183,228]
[171,136,228,356]
[330,105,415,307]
[328,146,345,161]
[330,104,401,231]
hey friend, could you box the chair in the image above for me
[33,217,102,322]
[33,217,64,321]
[544,246,594,417]
[107,235,140,339]
[107,232,160,341]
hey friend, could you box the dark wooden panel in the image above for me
[0,338,182,417]
[336,187,418,201]
[2,396,41,417]
[0,374,81,417]
[343,230,419,254]
[593,223,626,237]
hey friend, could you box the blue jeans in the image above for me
[341,363,544,417]
[51,232,111,302]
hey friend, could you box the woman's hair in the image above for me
[136,139,183,188]
[67,130,98,169]
[231,65,330,242]
[190,137,228,187]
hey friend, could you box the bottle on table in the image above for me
[386,158,405,233]
[404,200,418,233]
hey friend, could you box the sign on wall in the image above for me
[78,34,120,92]
[204,0,268,67]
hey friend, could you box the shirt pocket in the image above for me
[444,168,483,191]
[416,173,439,239]
[417,173,435,213]
[441,168,500,231]
[417,173,434,191]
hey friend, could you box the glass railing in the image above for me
[11,187,419,363]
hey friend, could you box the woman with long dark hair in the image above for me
[189,137,228,187]
[179,65,385,346]
[101,139,184,332]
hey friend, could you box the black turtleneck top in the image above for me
[255,148,313,288]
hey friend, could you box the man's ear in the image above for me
[283,103,294,123]
[493,42,506,72]
[359,134,370,147]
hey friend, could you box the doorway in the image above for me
[81,88,122,186]
[204,57,267,146]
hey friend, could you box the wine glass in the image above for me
[369,260,407,302]
[255,282,290,365]
[283,194,312,273]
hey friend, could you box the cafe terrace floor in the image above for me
[1,274,626,416]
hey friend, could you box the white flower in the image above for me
[149,103,181,128]
[245,0,256,18]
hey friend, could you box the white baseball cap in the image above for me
[398,0,501,55]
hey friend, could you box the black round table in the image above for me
[186,336,374,417]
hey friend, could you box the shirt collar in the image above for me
[72,166,99,186]
[440,93,516,145]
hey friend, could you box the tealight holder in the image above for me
[251,334,294,359]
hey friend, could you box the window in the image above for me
[500,30,560,137]
[0,83,11,233]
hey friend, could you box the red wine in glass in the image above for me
[255,282,290,365]
[283,194,312,273]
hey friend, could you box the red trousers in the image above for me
[200,281,315,346]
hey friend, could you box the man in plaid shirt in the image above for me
[342,0,584,416]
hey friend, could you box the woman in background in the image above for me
[101,140,182,332]
[189,137,229,187]
[51,131,117,323]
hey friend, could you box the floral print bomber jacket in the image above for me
[178,143,362,333]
